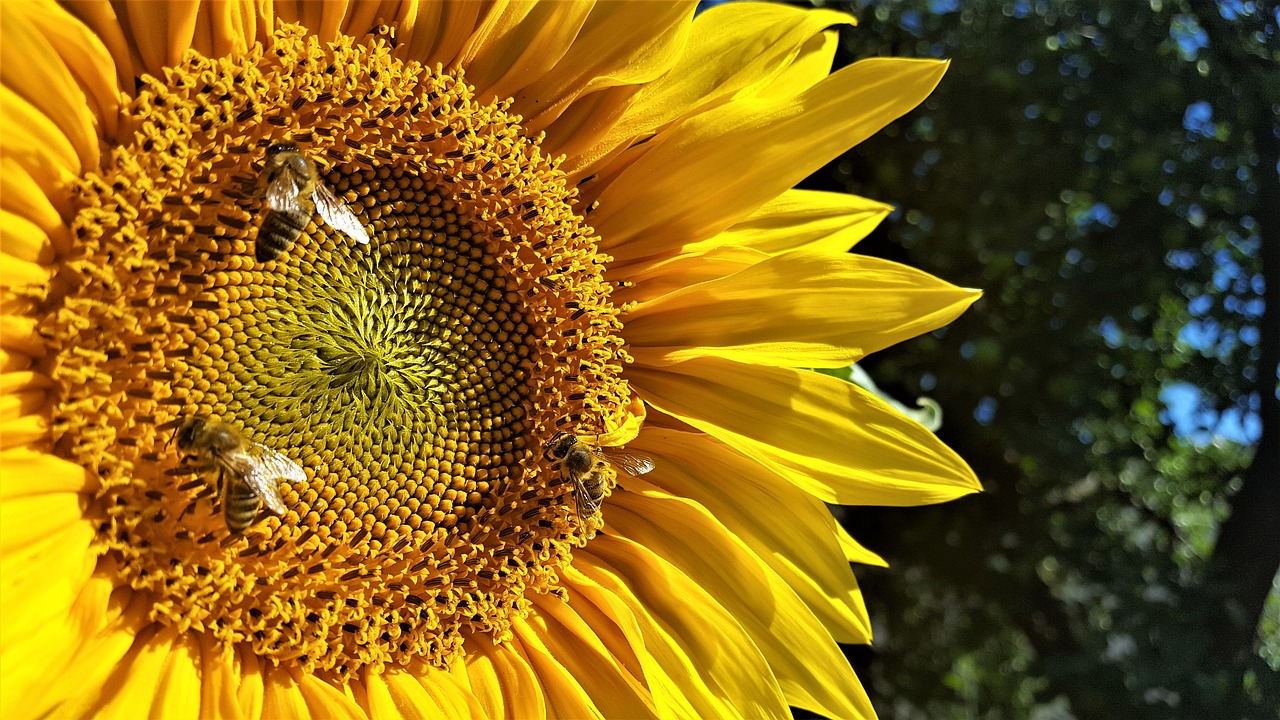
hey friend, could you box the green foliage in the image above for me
[811,0,1279,717]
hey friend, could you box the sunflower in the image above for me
[0,1,980,717]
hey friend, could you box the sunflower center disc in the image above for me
[41,25,634,675]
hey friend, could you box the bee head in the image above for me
[266,141,299,156]
[547,432,575,460]
[173,416,205,452]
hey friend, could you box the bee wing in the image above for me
[312,182,370,245]
[241,443,307,516]
[265,169,306,215]
[603,451,654,476]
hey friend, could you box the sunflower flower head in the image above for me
[2,2,980,717]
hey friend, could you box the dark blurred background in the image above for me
[782,1,1277,717]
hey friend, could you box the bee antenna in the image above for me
[161,418,184,452]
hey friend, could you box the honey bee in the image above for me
[172,416,307,535]
[546,431,654,524]
[256,141,370,261]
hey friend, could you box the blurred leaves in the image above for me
[808,0,1279,717]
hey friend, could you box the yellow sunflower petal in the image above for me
[61,0,141,96]
[462,636,547,720]
[8,0,121,141]
[0,349,28,374]
[837,522,888,568]
[0,415,46,450]
[0,253,51,287]
[625,251,980,368]
[613,245,769,304]
[151,634,203,720]
[193,0,257,59]
[75,625,178,720]
[2,572,111,718]
[0,315,44,359]
[560,566,703,719]
[520,598,659,719]
[26,587,151,718]
[114,0,200,76]
[364,670,439,720]
[295,669,368,719]
[593,58,948,259]
[510,632,605,720]
[0,523,98,717]
[0,86,81,205]
[2,155,74,256]
[199,634,248,720]
[0,384,44,423]
[0,448,96,498]
[261,664,313,719]
[759,25,842,99]
[607,486,874,719]
[710,189,892,256]
[0,3,102,172]
[394,0,490,67]
[630,357,982,505]
[629,427,872,642]
[580,534,790,720]
[523,1,695,138]
[566,2,854,175]
[1,211,56,267]
[456,1,595,105]
[234,645,266,720]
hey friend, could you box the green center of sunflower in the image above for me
[40,24,637,676]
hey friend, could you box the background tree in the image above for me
[808,1,1279,717]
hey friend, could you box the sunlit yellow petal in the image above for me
[629,427,872,642]
[510,633,605,720]
[458,1,595,105]
[28,591,151,716]
[0,523,98,717]
[235,646,266,720]
[711,189,893,256]
[151,634,203,720]
[760,27,842,99]
[581,535,790,720]
[62,0,141,95]
[0,87,81,206]
[0,415,46,450]
[520,599,659,719]
[462,637,548,720]
[525,1,694,138]
[77,625,177,720]
[837,522,888,567]
[0,315,43,358]
[626,252,980,367]
[194,0,258,58]
[199,634,248,720]
[261,664,314,719]
[593,59,948,260]
[568,3,854,176]
[296,670,368,719]
[608,485,874,719]
[613,245,769,303]
[0,3,101,173]
[1,156,74,255]
[2,211,55,266]
[9,0,121,141]
[0,253,50,287]
[394,0,490,67]
[631,357,982,505]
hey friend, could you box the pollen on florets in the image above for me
[39,23,636,675]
